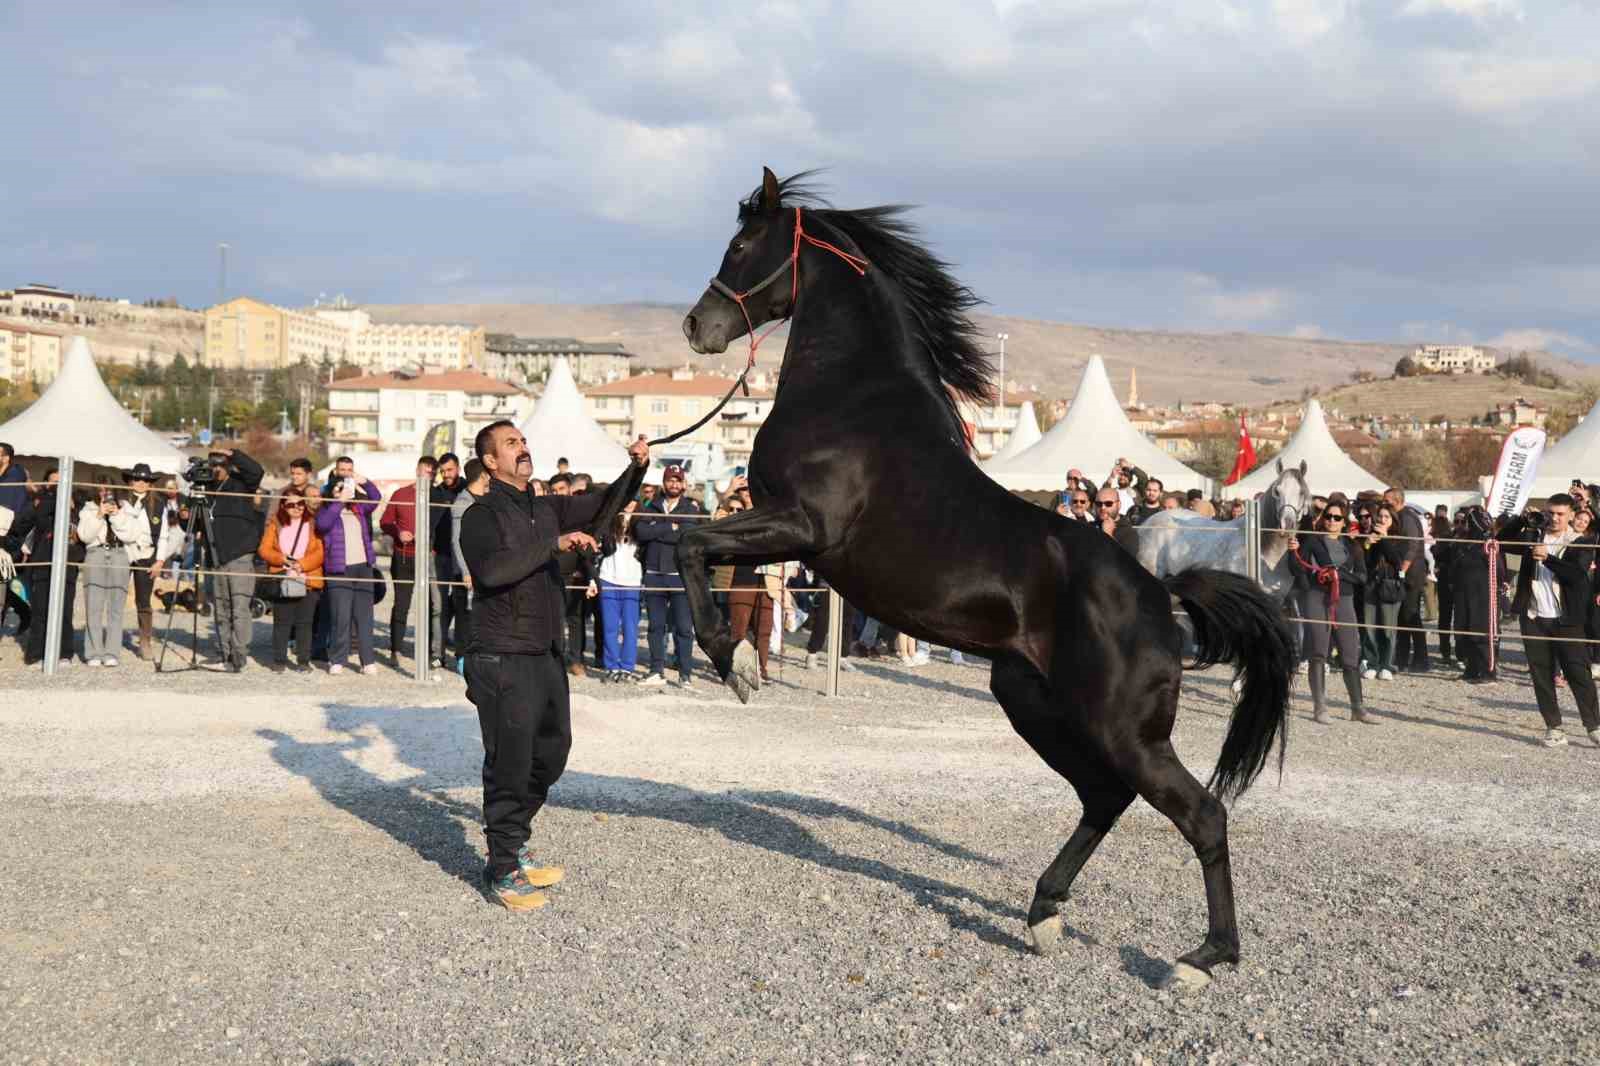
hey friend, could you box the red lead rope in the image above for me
[1485,538,1499,673]
[720,206,870,373]
[1291,546,1342,630]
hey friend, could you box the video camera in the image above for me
[184,454,224,494]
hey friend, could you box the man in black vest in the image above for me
[458,420,648,911]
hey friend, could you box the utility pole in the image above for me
[995,332,1008,420]
[207,371,216,435]
[217,242,229,306]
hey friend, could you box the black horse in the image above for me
[676,168,1293,989]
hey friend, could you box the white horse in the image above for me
[1136,460,1311,601]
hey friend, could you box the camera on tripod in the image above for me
[185,455,221,494]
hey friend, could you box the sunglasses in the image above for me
[285,502,305,509]
[1325,513,1346,521]
[1071,498,1090,505]
[1095,501,1118,509]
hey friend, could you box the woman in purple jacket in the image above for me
[315,469,382,674]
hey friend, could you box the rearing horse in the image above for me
[677,168,1293,989]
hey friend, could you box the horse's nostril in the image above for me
[682,314,698,340]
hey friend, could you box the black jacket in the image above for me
[460,466,644,655]
[1501,516,1592,628]
[633,494,708,573]
[1302,531,1366,589]
[3,490,85,569]
[205,450,265,565]
[1395,505,1428,586]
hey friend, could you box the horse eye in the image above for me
[731,239,746,254]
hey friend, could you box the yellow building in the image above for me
[204,297,287,369]
[0,322,65,385]
[583,367,776,464]
[348,321,486,373]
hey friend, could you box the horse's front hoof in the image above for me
[1161,961,1212,994]
[1023,914,1065,957]
[725,643,761,705]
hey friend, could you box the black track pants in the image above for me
[466,649,571,879]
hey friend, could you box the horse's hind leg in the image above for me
[991,656,1135,956]
[1103,695,1240,989]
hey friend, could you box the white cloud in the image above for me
[1181,273,1291,325]
[1400,0,1524,22]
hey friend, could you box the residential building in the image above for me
[4,283,77,322]
[1489,397,1547,428]
[0,322,64,385]
[1415,345,1496,373]
[955,390,1040,460]
[484,335,634,385]
[346,321,485,373]
[327,369,528,454]
[204,296,485,372]
[583,367,776,466]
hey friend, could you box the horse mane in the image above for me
[740,172,996,413]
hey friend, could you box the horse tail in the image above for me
[1163,568,1294,802]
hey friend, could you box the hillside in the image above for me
[1268,372,1591,424]
[367,302,1591,408]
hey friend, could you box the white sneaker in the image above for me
[910,652,931,666]
[1543,728,1568,748]
[1362,668,1377,680]
[84,657,102,667]
[638,673,667,687]
[949,651,967,666]
[676,676,695,689]
[103,657,120,668]
[1378,669,1394,681]
[361,663,379,676]
[1590,665,1600,680]
[328,664,345,675]
[804,652,817,671]
[1589,729,1600,748]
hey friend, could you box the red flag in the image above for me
[1223,415,1256,486]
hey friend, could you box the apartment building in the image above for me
[583,367,776,466]
[483,334,633,386]
[327,369,527,454]
[0,322,64,385]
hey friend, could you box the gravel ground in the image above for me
[1,607,1598,1065]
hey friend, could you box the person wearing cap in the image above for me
[121,463,167,660]
[634,463,708,687]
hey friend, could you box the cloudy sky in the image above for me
[5,1,1597,355]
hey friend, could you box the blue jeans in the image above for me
[644,571,694,679]
[598,580,641,672]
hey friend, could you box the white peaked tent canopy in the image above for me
[1531,397,1600,497]
[983,356,1206,492]
[516,357,628,479]
[0,336,187,473]
[981,400,1041,467]
[1232,398,1383,497]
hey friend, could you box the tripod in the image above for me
[155,491,222,673]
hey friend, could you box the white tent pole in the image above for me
[824,586,844,698]
[42,456,74,675]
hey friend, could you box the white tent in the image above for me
[982,400,1041,467]
[1231,398,1383,498]
[1531,398,1600,498]
[983,356,1207,493]
[517,357,628,480]
[0,336,187,473]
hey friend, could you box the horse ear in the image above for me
[761,167,781,211]
[1298,459,1307,478]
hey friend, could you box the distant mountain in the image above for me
[369,302,1590,407]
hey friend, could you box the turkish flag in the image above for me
[1223,415,1256,486]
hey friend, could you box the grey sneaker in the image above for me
[1543,728,1568,748]
[1588,729,1600,749]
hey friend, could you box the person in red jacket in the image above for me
[380,456,443,669]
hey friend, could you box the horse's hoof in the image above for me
[729,643,761,700]
[1023,914,1065,957]
[1161,962,1212,994]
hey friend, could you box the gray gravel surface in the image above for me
[1,613,1598,1064]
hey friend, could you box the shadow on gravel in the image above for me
[840,660,995,702]
[1116,944,1172,989]
[555,772,1028,950]
[259,703,1028,949]
[1371,705,1540,746]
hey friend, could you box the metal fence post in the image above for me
[824,586,844,698]
[42,456,74,675]
[412,474,431,681]
[1244,497,1262,585]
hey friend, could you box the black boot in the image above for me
[1345,667,1377,724]
[1308,659,1330,724]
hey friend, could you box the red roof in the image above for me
[330,370,519,395]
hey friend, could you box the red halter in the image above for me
[707,206,869,372]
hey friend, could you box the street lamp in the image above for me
[995,332,1009,420]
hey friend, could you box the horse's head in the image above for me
[683,166,802,355]
[1270,457,1311,530]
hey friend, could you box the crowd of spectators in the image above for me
[3,436,1600,748]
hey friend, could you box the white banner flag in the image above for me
[1486,426,1547,518]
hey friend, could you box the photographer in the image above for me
[1500,494,1600,748]
[199,448,265,672]
[77,483,151,667]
